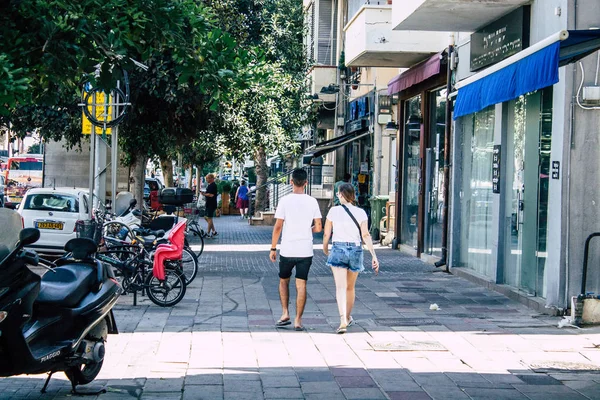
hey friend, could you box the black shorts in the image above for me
[205,207,216,218]
[279,256,313,281]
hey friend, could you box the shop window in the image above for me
[400,95,422,249]
[459,106,495,276]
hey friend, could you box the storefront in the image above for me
[345,93,375,212]
[388,52,448,261]
[449,16,600,307]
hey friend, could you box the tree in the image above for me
[202,0,312,214]
[1,0,259,206]
[27,143,41,154]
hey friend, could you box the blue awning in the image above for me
[454,29,600,119]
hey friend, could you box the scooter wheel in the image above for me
[65,357,104,385]
[145,268,186,307]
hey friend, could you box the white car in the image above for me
[18,187,90,254]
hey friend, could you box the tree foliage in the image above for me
[0,0,310,207]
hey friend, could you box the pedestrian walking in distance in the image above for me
[270,169,322,331]
[200,173,218,238]
[235,180,250,218]
[323,183,379,334]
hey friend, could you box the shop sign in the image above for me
[470,7,530,72]
[347,119,367,134]
[552,161,560,179]
[492,145,501,193]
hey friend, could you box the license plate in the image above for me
[36,222,64,230]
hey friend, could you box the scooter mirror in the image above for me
[19,228,40,246]
[129,199,137,208]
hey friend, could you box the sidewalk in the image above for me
[1,215,599,399]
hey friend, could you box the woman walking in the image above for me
[235,180,250,218]
[323,183,379,334]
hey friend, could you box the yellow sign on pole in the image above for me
[82,91,113,135]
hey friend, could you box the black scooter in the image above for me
[0,225,122,395]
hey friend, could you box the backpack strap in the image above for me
[341,205,364,244]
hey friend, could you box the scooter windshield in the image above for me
[0,208,24,262]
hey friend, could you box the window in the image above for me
[9,161,43,171]
[24,193,79,213]
[459,106,495,276]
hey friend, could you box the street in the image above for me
[1,215,599,400]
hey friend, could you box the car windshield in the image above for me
[0,209,24,261]
[24,193,79,213]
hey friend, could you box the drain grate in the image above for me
[370,341,447,352]
[375,318,441,326]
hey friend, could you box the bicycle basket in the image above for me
[75,220,102,245]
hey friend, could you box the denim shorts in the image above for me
[326,242,364,273]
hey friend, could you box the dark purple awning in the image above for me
[387,52,443,95]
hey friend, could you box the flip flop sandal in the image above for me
[347,317,355,327]
[275,319,291,327]
[336,326,347,334]
[294,326,305,331]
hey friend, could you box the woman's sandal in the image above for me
[336,325,347,334]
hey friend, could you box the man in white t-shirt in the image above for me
[270,169,322,331]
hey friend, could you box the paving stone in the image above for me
[263,387,304,399]
[183,384,224,400]
[300,381,343,394]
[297,370,335,382]
[386,391,432,400]
[335,376,377,388]
[514,374,562,385]
[261,376,300,388]
[462,387,530,399]
[341,387,387,399]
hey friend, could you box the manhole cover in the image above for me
[528,361,600,372]
[375,318,440,326]
[370,341,447,352]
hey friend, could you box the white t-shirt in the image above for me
[326,205,368,244]
[274,194,322,257]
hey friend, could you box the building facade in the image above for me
[391,0,600,312]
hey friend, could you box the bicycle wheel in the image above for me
[180,247,199,285]
[186,221,205,256]
[145,268,186,307]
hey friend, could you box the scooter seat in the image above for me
[37,265,96,308]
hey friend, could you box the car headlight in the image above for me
[0,311,8,324]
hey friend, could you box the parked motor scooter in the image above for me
[0,208,122,395]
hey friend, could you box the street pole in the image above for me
[88,92,96,218]
[111,81,120,210]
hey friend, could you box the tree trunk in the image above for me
[187,167,193,189]
[160,157,174,187]
[130,156,147,210]
[195,165,202,196]
[254,146,268,215]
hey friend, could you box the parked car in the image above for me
[18,187,89,254]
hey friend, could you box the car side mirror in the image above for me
[19,228,40,247]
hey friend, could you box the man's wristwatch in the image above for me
[270,248,277,252]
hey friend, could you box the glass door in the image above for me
[424,89,446,257]
[400,95,422,249]
[504,89,552,296]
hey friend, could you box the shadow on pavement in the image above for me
[2,366,599,399]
